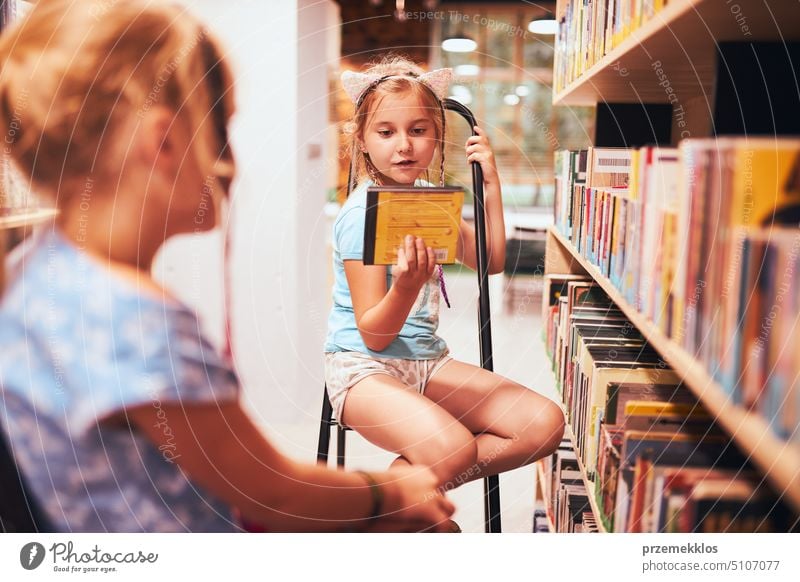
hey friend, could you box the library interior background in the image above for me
[2,0,800,533]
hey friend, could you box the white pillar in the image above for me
[154,0,340,425]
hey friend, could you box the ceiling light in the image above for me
[528,18,558,35]
[503,94,520,106]
[515,85,531,97]
[454,64,480,77]
[442,34,477,53]
[450,85,473,105]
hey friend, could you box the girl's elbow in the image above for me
[359,330,392,352]
[489,255,506,275]
[364,340,388,352]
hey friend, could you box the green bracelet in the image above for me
[356,470,384,523]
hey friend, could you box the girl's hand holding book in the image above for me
[392,235,436,296]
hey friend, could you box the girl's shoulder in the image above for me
[334,180,372,225]
[343,180,372,208]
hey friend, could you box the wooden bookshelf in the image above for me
[534,460,556,533]
[563,423,607,533]
[0,208,58,230]
[545,225,800,513]
[554,0,800,106]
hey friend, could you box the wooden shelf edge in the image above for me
[535,460,556,533]
[0,208,58,230]
[547,225,800,513]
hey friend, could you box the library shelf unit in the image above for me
[542,0,800,528]
[543,225,800,514]
[553,0,800,107]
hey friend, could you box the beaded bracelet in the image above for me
[355,470,384,524]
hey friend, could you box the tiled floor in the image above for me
[265,270,558,533]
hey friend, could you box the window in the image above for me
[433,4,593,209]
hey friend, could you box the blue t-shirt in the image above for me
[324,181,448,359]
[0,229,240,532]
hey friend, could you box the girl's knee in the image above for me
[544,400,566,436]
[425,426,477,483]
[519,399,565,457]
[542,402,566,454]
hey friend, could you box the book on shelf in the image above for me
[615,431,750,533]
[665,471,778,533]
[618,399,712,434]
[564,488,592,533]
[578,511,599,533]
[597,424,623,530]
[544,440,571,515]
[532,508,550,533]
[362,186,464,266]
[603,381,695,425]
[542,439,601,533]
[542,273,590,321]
[726,227,800,439]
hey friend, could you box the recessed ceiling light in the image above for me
[455,64,480,77]
[528,19,558,35]
[442,36,477,53]
[450,85,473,105]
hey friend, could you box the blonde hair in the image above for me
[0,0,235,202]
[344,55,445,192]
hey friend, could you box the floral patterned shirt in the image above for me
[0,228,240,532]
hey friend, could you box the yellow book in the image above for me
[633,0,643,31]
[621,0,631,40]
[629,148,641,201]
[730,140,800,228]
[623,400,706,417]
[660,210,677,335]
[363,186,464,265]
[604,0,615,56]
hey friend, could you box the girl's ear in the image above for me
[136,106,178,168]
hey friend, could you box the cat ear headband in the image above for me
[341,68,453,107]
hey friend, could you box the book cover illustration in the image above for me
[363,186,464,266]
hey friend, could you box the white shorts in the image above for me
[324,350,452,427]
